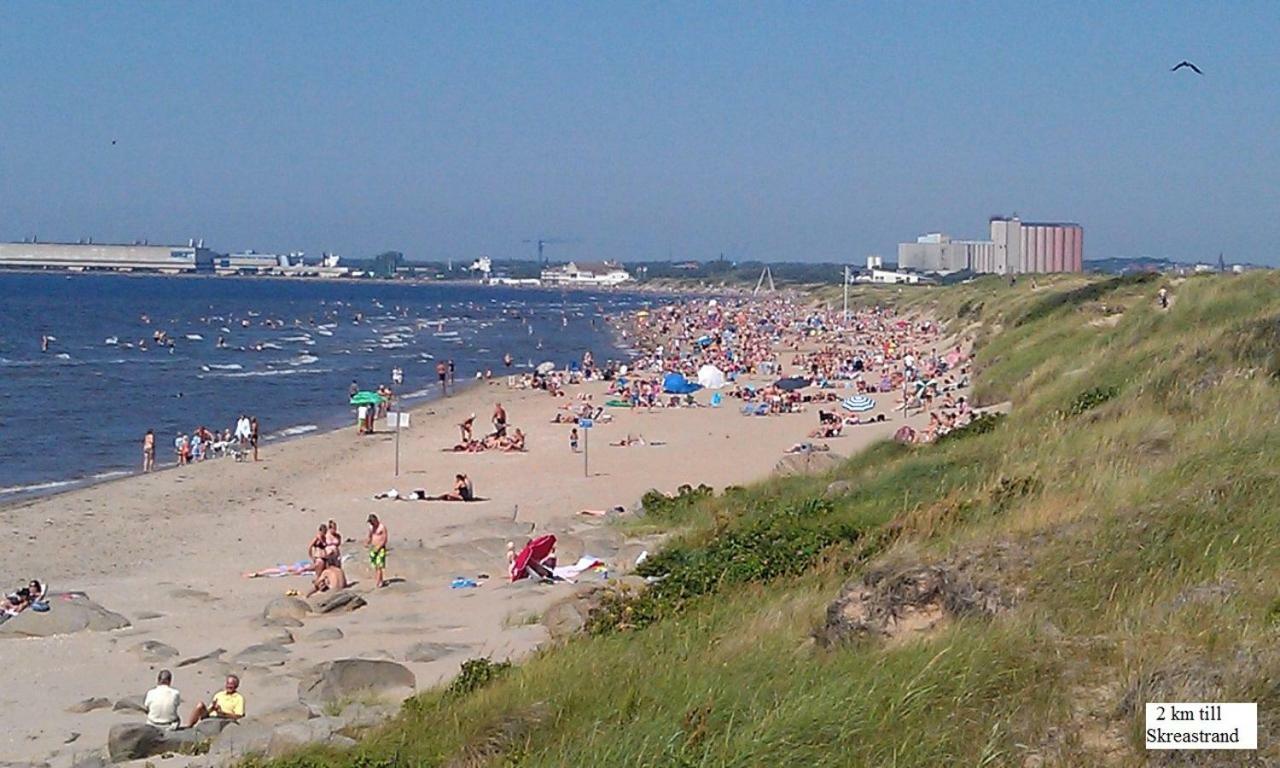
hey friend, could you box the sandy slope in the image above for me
[0,367,925,766]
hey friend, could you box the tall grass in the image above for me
[257,272,1280,767]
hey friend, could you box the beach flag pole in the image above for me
[843,266,849,324]
[579,417,593,477]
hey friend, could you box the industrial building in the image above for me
[0,240,215,273]
[213,251,300,275]
[897,216,1082,275]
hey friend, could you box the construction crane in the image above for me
[521,237,578,265]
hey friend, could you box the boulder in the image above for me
[134,611,164,622]
[254,702,316,727]
[194,718,236,739]
[66,697,112,714]
[542,591,604,640]
[824,480,855,499]
[129,640,179,662]
[208,721,275,760]
[105,723,164,762]
[266,628,295,645]
[305,627,344,642]
[297,659,415,708]
[774,451,843,477]
[308,590,366,614]
[261,615,304,629]
[233,642,290,667]
[112,695,146,713]
[262,596,311,623]
[334,701,397,731]
[176,648,225,668]
[0,596,130,639]
[403,641,469,663]
[267,718,335,757]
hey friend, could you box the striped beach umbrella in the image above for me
[842,394,876,412]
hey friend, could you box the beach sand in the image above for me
[0,355,937,766]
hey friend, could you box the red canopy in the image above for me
[510,534,557,581]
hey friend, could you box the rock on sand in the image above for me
[297,659,415,707]
[0,596,130,638]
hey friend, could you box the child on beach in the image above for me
[570,427,579,452]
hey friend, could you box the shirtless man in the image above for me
[492,403,507,438]
[306,563,347,597]
[142,430,156,472]
[365,514,388,588]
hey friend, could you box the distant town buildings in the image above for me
[898,216,1083,275]
[540,260,632,287]
[854,268,921,285]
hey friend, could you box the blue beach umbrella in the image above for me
[842,394,876,412]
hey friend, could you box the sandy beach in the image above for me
[0,308,957,767]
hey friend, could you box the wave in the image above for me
[185,334,204,341]
[279,335,312,342]
[270,424,319,439]
[202,363,243,371]
[207,368,333,378]
[0,478,79,496]
[289,354,320,366]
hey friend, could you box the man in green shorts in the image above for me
[366,514,388,588]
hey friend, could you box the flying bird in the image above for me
[1171,61,1203,75]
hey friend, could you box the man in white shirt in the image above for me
[144,669,182,730]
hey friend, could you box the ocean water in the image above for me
[0,272,648,499]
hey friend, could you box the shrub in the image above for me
[1063,385,1119,417]
[587,499,860,634]
[640,483,715,520]
[446,657,513,698]
[1015,274,1155,327]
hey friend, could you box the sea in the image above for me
[0,272,652,501]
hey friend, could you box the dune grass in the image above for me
[254,272,1280,767]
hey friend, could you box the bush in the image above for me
[640,483,715,521]
[1063,385,1119,417]
[587,499,860,634]
[446,657,513,698]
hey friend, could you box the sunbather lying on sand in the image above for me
[785,441,830,454]
[610,433,645,447]
[243,560,319,579]
[427,473,475,501]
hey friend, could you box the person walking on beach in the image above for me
[436,361,448,396]
[570,426,579,453]
[365,514,388,588]
[142,430,156,472]
[249,416,260,461]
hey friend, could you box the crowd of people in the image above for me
[148,413,260,471]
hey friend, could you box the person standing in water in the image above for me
[142,429,156,472]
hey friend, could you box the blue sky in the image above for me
[1,2,1277,264]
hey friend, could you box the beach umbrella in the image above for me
[349,390,385,406]
[696,364,727,390]
[510,534,557,582]
[842,394,876,412]
[773,376,811,392]
[662,372,703,395]
[536,361,556,374]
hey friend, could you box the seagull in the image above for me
[1171,61,1203,75]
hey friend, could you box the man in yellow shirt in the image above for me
[184,674,244,728]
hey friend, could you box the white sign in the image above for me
[1145,703,1256,750]
[386,412,410,429]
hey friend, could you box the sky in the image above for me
[1,2,1278,265]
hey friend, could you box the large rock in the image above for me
[824,480,855,499]
[297,659,415,708]
[254,702,316,727]
[403,641,469,663]
[262,596,311,623]
[130,640,179,662]
[234,642,290,667]
[542,590,605,640]
[306,627,344,642]
[267,719,336,757]
[107,723,210,761]
[774,451,843,477]
[309,590,366,614]
[208,721,275,760]
[112,695,146,713]
[66,697,111,713]
[0,596,130,639]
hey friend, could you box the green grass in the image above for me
[255,272,1280,767]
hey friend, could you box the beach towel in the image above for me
[551,556,605,581]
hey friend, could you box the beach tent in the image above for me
[696,364,727,390]
[510,534,557,582]
[773,376,811,392]
[349,390,385,406]
[662,372,703,395]
[842,394,875,412]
